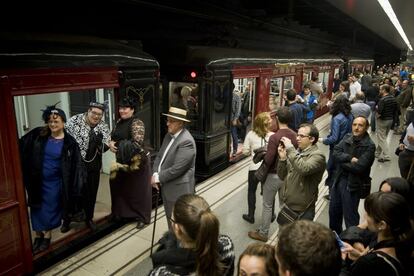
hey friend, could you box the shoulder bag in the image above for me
[276,200,314,226]
[253,138,269,182]
[253,138,267,164]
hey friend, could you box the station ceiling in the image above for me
[1,0,410,63]
[326,0,413,51]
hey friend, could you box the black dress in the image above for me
[110,116,151,223]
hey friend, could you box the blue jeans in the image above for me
[258,174,282,236]
[231,126,238,154]
[329,177,360,233]
[325,149,335,188]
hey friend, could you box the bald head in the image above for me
[355,91,365,101]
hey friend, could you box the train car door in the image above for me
[233,77,256,134]
[0,67,120,274]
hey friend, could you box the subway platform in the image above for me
[42,113,403,276]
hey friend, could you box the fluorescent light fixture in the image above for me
[377,0,413,50]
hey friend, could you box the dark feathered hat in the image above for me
[118,97,137,108]
[41,103,67,123]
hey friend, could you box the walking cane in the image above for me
[150,188,160,256]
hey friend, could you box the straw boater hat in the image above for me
[162,107,190,122]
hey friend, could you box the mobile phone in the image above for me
[333,231,345,251]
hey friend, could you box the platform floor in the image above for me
[42,113,402,276]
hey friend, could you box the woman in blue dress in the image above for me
[20,105,83,253]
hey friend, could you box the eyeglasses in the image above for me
[89,111,103,118]
[297,134,311,139]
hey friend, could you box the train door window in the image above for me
[233,77,255,124]
[269,77,283,110]
[14,89,116,254]
[168,82,199,131]
[283,76,294,94]
[303,71,312,85]
[211,80,231,132]
[334,68,340,80]
[318,72,330,93]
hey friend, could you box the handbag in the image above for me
[254,161,269,182]
[395,146,403,156]
[277,200,314,226]
[253,138,267,164]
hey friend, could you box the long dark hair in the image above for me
[364,192,413,266]
[330,96,351,117]
[365,192,411,241]
[173,194,223,275]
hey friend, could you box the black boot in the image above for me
[86,220,97,231]
[242,214,255,224]
[33,237,44,254]
[60,220,71,233]
[38,238,51,252]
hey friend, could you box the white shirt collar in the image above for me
[172,128,184,139]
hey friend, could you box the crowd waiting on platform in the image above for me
[19,64,414,275]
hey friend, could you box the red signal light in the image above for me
[190,71,197,78]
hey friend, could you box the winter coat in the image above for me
[19,127,85,215]
[277,144,326,212]
[332,133,375,193]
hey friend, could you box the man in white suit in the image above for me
[152,106,196,229]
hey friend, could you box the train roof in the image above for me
[161,45,344,67]
[0,33,159,70]
[347,58,375,63]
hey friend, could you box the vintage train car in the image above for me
[346,58,375,76]
[0,34,159,274]
[146,45,343,179]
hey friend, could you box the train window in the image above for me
[303,71,313,85]
[14,89,116,254]
[269,77,283,110]
[334,68,340,82]
[283,76,294,94]
[168,82,199,131]
[318,72,330,93]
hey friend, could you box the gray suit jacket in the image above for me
[153,128,196,203]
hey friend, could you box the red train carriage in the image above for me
[0,34,159,275]
[347,58,375,75]
[148,45,344,179]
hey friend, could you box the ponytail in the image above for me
[174,194,224,276]
[195,210,223,276]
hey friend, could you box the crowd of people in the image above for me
[237,65,414,275]
[20,64,414,274]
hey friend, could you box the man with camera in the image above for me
[276,123,326,223]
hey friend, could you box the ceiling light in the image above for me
[377,0,412,50]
